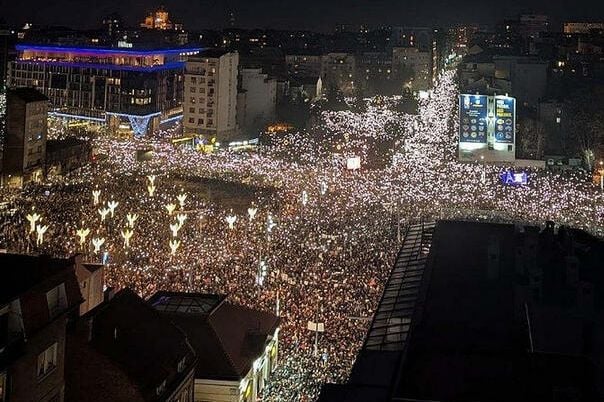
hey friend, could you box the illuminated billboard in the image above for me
[459,94,488,143]
[494,96,515,144]
[500,170,527,185]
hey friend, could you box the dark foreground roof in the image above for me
[0,253,73,305]
[7,87,49,103]
[320,220,604,402]
[149,291,279,381]
[67,289,196,401]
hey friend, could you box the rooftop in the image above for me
[149,291,279,381]
[7,87,48,103]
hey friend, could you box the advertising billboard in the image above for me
[459,94,488,143]
[494,96,515,144]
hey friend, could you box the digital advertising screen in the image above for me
[459,94,488,143]
[494,96,515,144]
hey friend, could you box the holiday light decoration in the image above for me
[169,239,180,255]
[165,203,177,215]
[248,207,258,222]
[147,184,156,197]
[121,228,134,248]
[107,200,119,217]
[92,237,105,253]
[35,224,48,246]
[126,213,139,228]
[92,189,101,205]
[98,207,110,222]
[26,211,41,234]
[76,227,90,247]
[177,192,187,209]
[169,222,180,237]
[226,214,237,230]
[176,213,187,228]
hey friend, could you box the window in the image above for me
[189,107,195,113]
[188,118,195,124]
[46,284,66,317]
[156,380,166,396]
[37,342,58,379]
[178,357,186,373]
[197,118,204,125]
[190,87,196,93]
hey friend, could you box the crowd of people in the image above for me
[1,68,604,401]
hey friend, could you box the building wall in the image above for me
[392,47,432,91]
[9,316,67,402]
[238,68,276,137]
[320,53,356,96]
[183,52,239,141]
[3,95,47,187]
[285,55,322,79]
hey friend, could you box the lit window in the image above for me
[37,342,58,379]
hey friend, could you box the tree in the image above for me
[518,118,545,159]
[566,88,604,170]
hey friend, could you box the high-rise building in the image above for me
[2,88,48,187]
[183,50,239,141]
[7,44,200,136]
[237,68,277,137]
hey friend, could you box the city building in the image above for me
[7,44,201,136]
[237,68,277,137]
[285,53,322,80]
[320,220,604,401]
[72,255,104,316]
[140,6,183,31]
[46,138,92,177]
[2,87,48,187]
[320,53,356,96]
[0,253,83,402]
[392,47,432,91]
[183,50,239,141]
[65,288,197,402]
[564,22,604,34]
[148,292,280,402]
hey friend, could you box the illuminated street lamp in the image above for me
[107,200,119,218]
[176,213,187,228]
[35,224,48,246]
[247,207,258,222]
[169,222,181,237]
[92,189,101,206]
[177,192,187,209]
[226,214,237,230]
[76,227,90,247]
[26,211,41,234]
[126,213,138,228]
[121,228,134,248]
[169,239,180,255]
[92,237,105,253]
[165,203,177,215]
[98,207,110,222]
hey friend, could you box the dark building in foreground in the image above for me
[0,254,82,402]
[320,220,604,402]
[148,292,280,402]
[66,288,197,402]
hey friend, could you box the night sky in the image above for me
[1,0,603,31]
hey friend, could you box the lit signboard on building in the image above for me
[346,156,361,170]
[500,170,527,185]
[494,96,515,144]
[459,94,488,143]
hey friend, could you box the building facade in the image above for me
[148,292,280,402]
[183,50,238,141]
[2,87,48,187]
[0,254,83,402]
[392,47,432,91]
[237,68,277,137]
[320,53,356,96]
[7,44,200,136]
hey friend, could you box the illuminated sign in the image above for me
[494,96,515,143]
[500,170,527,185]
[459,95,488,143]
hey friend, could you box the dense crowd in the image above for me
[1,69,603,401]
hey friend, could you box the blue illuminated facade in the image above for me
[8,44,201,136]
